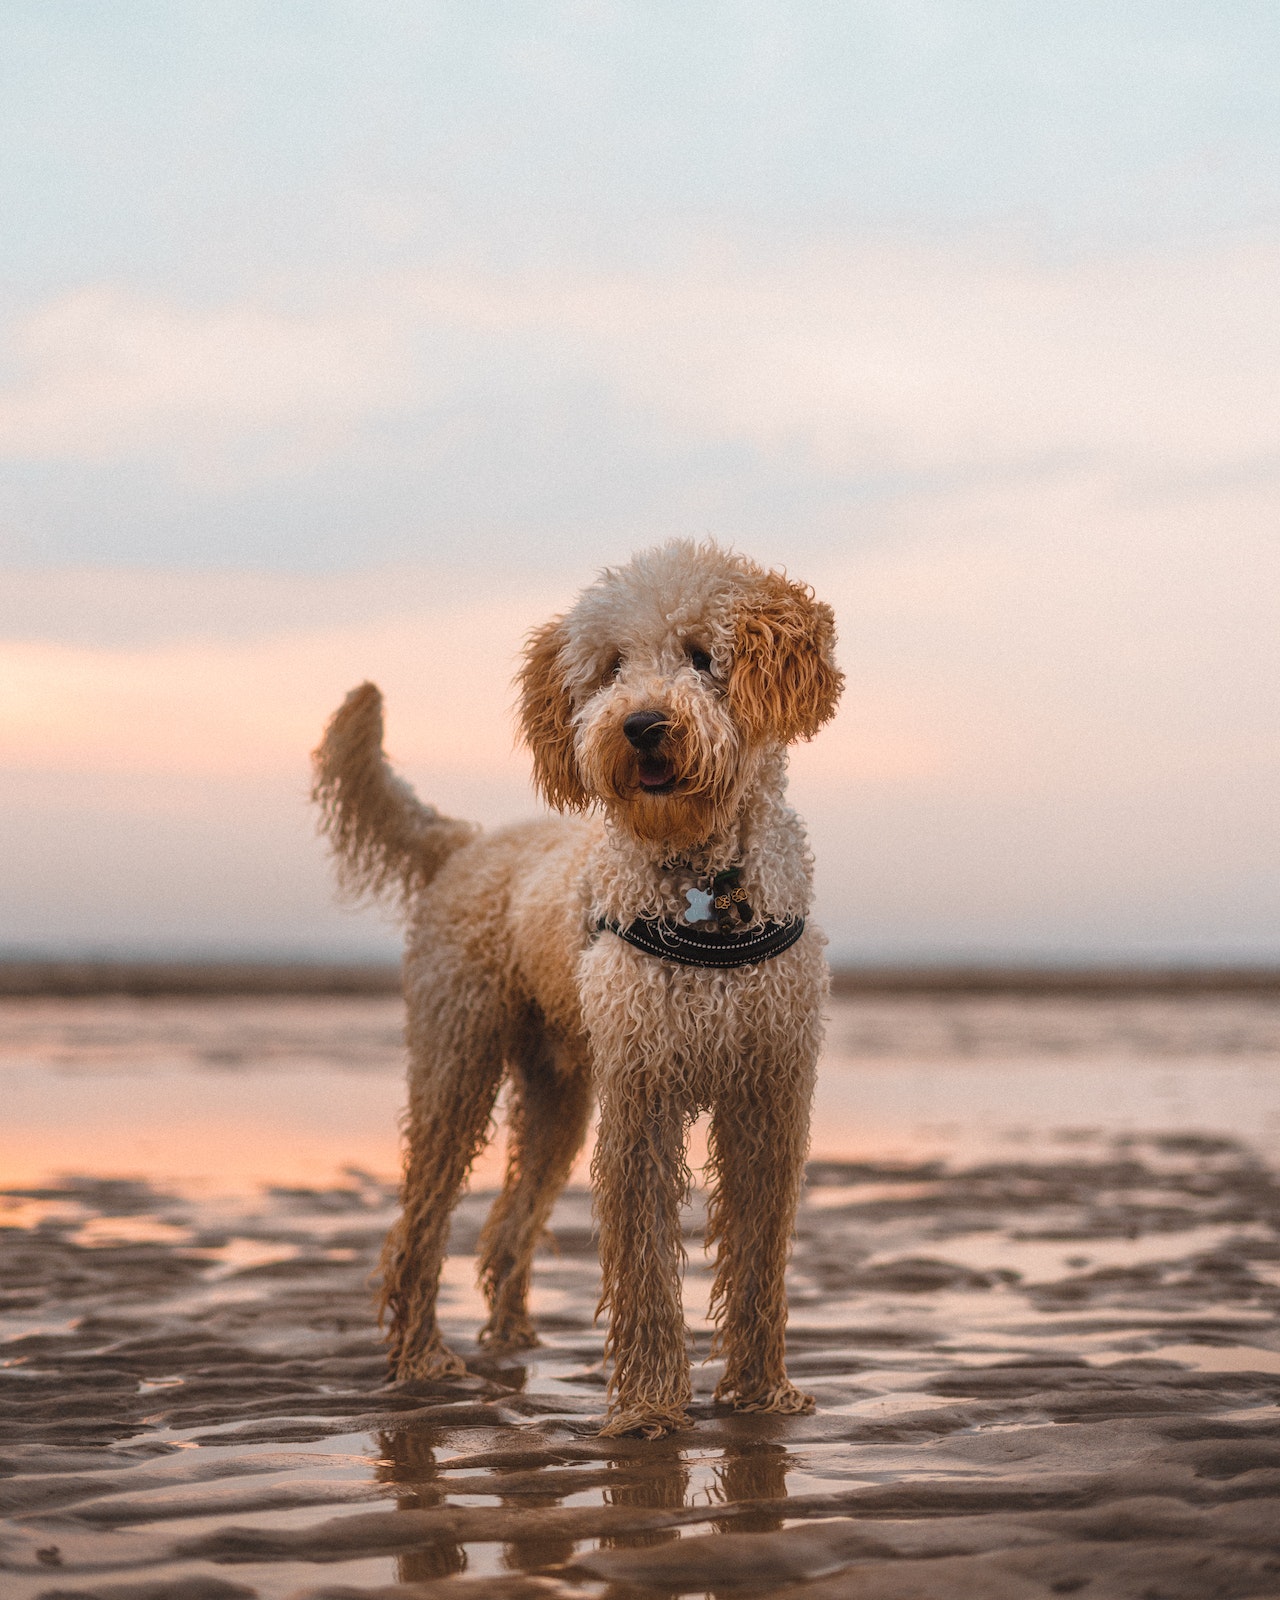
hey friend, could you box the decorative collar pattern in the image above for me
[599,914,805,969]
[597,861,803,968]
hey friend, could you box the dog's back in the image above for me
[403,814,598,1044]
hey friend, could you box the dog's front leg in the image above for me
[706,1057,816,1416]
[591,1063,692,1438]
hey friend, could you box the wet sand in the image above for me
[2,995,1279,1598]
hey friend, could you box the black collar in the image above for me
[597,915,805,969]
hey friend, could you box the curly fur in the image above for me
[312,540,843,1436]
[312,682,478,905]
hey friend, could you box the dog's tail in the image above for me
[311,682,478,909]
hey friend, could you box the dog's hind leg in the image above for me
[378,1003,505,1382]
[476,1028,593,1351]
[705,1057,816,1416]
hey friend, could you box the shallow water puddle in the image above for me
[2,995,1280,1597]
[1114,1341,1280,1375]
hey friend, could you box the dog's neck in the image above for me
[588,748,813,927]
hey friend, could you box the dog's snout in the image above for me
[623,710,669,749]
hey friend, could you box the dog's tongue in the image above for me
[638,757,674,790]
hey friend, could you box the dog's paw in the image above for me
[395,1343,469,1382]
[719,1380,815,1416]
[477,1315,541,1352]
[596,1403,691,1439]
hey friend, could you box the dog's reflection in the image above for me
[714,1439,790,1532]
[597,1442,692,1552]
[376,1428,466,1582]
[376,1426,796,1577]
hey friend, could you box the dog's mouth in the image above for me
[636,755,678,793]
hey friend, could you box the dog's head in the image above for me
[517,542,843,850]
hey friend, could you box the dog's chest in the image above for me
[577,927,824,1099]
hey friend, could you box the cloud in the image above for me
[3,236,1279,498]
[3,230,1278,953]
[0,287,413,477]
[505,239,1280,477]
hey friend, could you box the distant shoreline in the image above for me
[1,959,1277,998]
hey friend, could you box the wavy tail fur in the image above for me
[311,682,477,908]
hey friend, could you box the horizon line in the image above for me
[2,956,1278,999]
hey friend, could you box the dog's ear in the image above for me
[517,617,590,811]
[728,572,844,743]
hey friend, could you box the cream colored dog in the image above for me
[313,540,842,1436]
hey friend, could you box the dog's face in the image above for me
[518,542,843,850]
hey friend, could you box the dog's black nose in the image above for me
[623,710,668,749]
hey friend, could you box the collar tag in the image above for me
[683,885,714,923]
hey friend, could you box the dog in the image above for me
[312,540,843,1437]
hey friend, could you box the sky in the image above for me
[2,2,1278,961]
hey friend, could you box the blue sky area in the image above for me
[4,2,1280,571]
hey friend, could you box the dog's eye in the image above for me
[605,653,623,680]
[689,647,713,674]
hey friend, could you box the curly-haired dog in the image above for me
[312,540,843,1437]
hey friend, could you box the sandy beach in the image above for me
[2,992,1279,1598]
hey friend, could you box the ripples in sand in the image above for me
[1,995,1279,1598]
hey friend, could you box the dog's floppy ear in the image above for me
[728,571,844,743]
[517,616,590,811]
